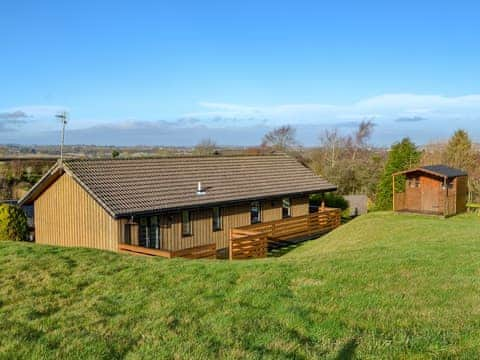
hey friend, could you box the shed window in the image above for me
[139,216,160,249]
[282,197,291,218]
[182,211,192,236]
[409,177,420,188]
[251,201,261,224]
[212,207,222,231]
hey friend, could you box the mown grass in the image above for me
[1,212,480,359]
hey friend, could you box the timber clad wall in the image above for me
[154,195,310,251]
[35,174,120,251]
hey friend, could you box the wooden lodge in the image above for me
[19,155,340,260]
[392,165,468,217]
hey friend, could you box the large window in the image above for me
[139,216,160,249]
[182,210,192,236]
[282,197,291,218]
[250,201,261,224]
[212,207,222,231]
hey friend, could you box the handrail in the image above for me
[229,208,341,260]
[119,243,216,259]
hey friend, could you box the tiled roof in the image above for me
[25,155,336,217]
[420,165,468,178]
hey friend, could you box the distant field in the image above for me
[1,212,479,358]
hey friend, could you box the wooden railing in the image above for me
[172,244,217,259]
[119,243,217,259]
[229,230,268,260]
[229,208,341,260]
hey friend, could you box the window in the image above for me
[139,218,148,247]
[124,224,131,245]
[149,216,159,249]
[250,201,261,224]
[282,197,291,218]
[212,207,222,231]
[409,177,420,188]
[138,216,160,249]
[182,211,192,236]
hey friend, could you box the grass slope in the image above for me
[1,212,480,359]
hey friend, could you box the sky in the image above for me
[1,0,480,147]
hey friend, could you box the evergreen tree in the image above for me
[444,129,478,201]
[375,138,421,210]
[444,129,475,172]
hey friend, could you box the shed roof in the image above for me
[420,165,467,178]
[393,164,468,178]
[19,155,336,218]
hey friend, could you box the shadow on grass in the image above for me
[267,242,307,257]
[336,337,358,360]
[267,217,353,258]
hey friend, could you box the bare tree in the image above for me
[261,125,298,152]
[319,128,345,168]
[351,119,375,161]
[193,138,218,156]
[421,141,446,166]
[311,120,384,197]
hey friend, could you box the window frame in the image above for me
[250,201,261,224]
[182,210,192,237]
[282,197,291,219]
[212,207,222,231]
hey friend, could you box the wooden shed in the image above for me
[392,165,468,217]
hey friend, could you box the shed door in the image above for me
[421,177,441,214]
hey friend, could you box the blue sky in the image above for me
[1,0,480,146]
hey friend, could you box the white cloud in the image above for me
[188,93,480,127]
[2,105,68,118]
[0,105,69,131]
[2,94,480,145]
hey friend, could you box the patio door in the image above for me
[139,216,161,249]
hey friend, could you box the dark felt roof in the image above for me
[20,155,336,217]
[420,165,468,178]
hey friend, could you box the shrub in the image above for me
[0,204,28,241]
[310,193,349,211]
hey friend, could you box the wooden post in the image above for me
[228,229,233,260]
[443,176,448,217]
[392,174,396,211]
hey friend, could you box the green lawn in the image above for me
[1,212,480,359]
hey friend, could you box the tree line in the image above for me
[195,124,480,210]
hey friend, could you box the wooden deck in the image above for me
[229,207,341,260]
[119,243,217,259]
